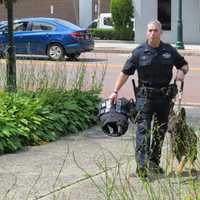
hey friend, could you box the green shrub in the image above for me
[0,88,101,154]
[110,0,134,31]
[90,28,134,40]
[0,55,106,154]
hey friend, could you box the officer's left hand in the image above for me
[176,70,185,82]
[109,92,118,104]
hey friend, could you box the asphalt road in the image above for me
[1,52,200,105]
[81,52,200,105]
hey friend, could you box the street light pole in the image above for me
[5,0,17,91]
[176,0,184,49]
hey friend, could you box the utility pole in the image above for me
[176,0,184,49]
[0,0,16,91]
[6,0,16,91]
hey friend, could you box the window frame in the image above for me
[158,0,171,31]
[30,21,55,31]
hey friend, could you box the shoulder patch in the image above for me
[162,52,171,59]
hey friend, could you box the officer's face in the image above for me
[147,23,161,46]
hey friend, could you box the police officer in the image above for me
[109,20,188,179]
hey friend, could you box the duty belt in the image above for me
[137,86,169,99]
[137,83,178,99]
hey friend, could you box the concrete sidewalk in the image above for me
[94,40,200,55]
[0,106,200,200]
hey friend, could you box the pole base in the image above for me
[176,41,184,49]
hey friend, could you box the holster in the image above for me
[165,83,178,99]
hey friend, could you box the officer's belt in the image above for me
[138,86,168,98]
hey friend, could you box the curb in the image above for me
[177,50,200,56]
[94,40,200,55]
[93,48,131,54]
[177,102,200,107]
[94,48,200,56]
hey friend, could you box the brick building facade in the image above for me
[92,0,110,19]
[0,0,110,26]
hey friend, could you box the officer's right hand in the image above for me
[176,70,185,82]
[109,91,118,104]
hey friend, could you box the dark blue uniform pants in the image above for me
[135,94,171,169]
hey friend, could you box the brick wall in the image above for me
[0,0,79,24]
[0,0,110,24]
[92,0,111,20]
[100,0,110,13]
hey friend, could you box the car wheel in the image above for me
[47,43,65,61]
[66,53,80,60]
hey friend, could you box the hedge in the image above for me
[90,28,134,41]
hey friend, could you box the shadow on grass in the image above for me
[15,55,107,63]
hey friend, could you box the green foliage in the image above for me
[110,0,134,31]
[90,28,134,40]
[0,0,17,7]
[91,0,135,40]
[0,88,101,154]
[0,43,106,154]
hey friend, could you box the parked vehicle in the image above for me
[88,13,135,31]
[88,13,113,29]
[0,21,7,57]
[0,17,94,60]
[0,21,7,26]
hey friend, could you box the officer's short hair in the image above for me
[147,20,162,32]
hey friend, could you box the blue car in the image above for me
[0,21,7,26]
[0,17,94,60]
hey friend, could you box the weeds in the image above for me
[72,127,200,200]
[0,57,199,199]
[0,58,106,153]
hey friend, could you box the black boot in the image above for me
[136,166,148,179]
[149,162,164,174]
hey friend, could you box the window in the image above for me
[88,21,97,28]
[0,25,7,32]
[103,17,113,26]
[31,22,54,31]
[0,22,28,32]
[158,0,171,30]
[13,22,28,32]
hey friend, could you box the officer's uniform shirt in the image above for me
[122,41,188,88]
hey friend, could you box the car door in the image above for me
[27,21,55,55]
[13,21,30,54]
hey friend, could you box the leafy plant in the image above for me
[110,0,134,31]
[0,51,106,154]
[0,88,101,154]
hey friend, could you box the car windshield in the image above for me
[0,25,7,32]
[56,19,81,30]
[103,17,113,26]
[0,21,7,29]
[88,21,97,28]
[0,21,7,26]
